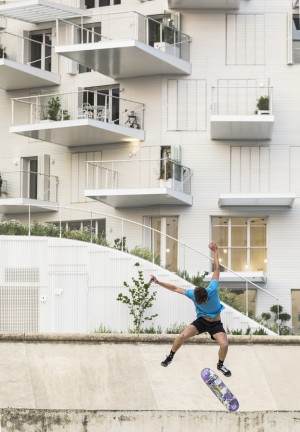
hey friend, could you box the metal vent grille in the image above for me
[5,268,40,283]
[0,287,39,333]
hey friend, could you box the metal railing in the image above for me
[211,86,273,115]
[0,171,59,202]
[0,203,281,332]
[0,30,59,74]
[85,158,193,195]
[56,11,191,62]
[11,89,145,129]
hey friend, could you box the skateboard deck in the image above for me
[201,368,239,412]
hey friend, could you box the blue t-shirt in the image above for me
[185,279,224,318]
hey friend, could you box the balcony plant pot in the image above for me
[256,96,270,115]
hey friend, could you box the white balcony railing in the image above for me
[0,171,59,202]
[0,30,59,74]
[56,11,191,62]
[11,90,145,130]
[211,86,273,115]
[85,158,193,195]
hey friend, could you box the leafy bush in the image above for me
[0,219,28,235]
[130,245,160,265]
[165,322,187,334]
[117,262,158,333]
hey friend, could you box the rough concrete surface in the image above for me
[0,334,299,431]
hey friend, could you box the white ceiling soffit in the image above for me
[0,0,91,24]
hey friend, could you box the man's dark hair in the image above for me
[194,286,208,304]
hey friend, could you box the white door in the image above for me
[51,273,88,333]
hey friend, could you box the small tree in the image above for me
[117,262,158,333]
[270,304,291,335]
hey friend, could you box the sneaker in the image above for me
[217,363,232,377]
[161,354,173,367]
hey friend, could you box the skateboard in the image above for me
[201,368,239,412]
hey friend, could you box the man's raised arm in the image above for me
[209,241,220,281]
[150,275,186,295]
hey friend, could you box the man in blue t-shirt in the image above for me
[150,241,231,377]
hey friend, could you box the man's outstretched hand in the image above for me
[150,275,158,284]
[209,241,218,251]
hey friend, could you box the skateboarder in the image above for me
[150,241,231,377]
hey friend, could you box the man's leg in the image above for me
[213,332,231,377]
[161,325,198,367]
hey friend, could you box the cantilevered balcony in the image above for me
[55,13,191,79]
[0,0,90,24]
[211,86,275,140]
[218,193,296,208]
[0,170,58,214]
[10,90,145,147]
[0,31,60,90]
[168,0,240,10]
[84,159,193,208]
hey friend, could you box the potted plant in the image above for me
[0,44,7,59]
[45,96,62,121]
[41,97,70,121]
[256,95,270,115]
[0,173,8,197]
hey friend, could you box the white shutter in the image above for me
[167,79,178,130]
[287,13,293,65]
[38,154,50,201]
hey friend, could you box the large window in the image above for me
[144,216,178,272]
[81,85,120,124]
[29,29,52,71]
[211,217,267,272]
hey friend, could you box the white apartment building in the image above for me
[0,0,299,333]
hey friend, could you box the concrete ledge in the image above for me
[0,332,299,344]
[1,409,300,432]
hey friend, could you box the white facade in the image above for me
[0,0,299,332]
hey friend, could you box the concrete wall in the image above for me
[1,409,300,432]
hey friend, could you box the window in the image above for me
[292,15,300,63]
[29,29,52,71]
[84,0,120,8]
[21,155,51,201]
[51,219,106,238]
[211,217,267,272]
[81,85,120,124]
[143,216,178,272]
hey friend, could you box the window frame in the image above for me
[211,216,268,273]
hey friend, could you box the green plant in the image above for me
[0,173,7,197]
[256,95,269,111]
[46,96,62,120]
[129,325,162,334]
[94,324,112,333]
[261,312,271,321]
[130,245,161,265]
[0,44,7,59]
[252,327,268,335]
[45,97,69,121]
[117,262,158,333]
[114,236,128,252]
[165,322,187,334]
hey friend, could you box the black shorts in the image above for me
[191,317,226,340]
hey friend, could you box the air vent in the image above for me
[0,286,39,333]
[5,268,40,283]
